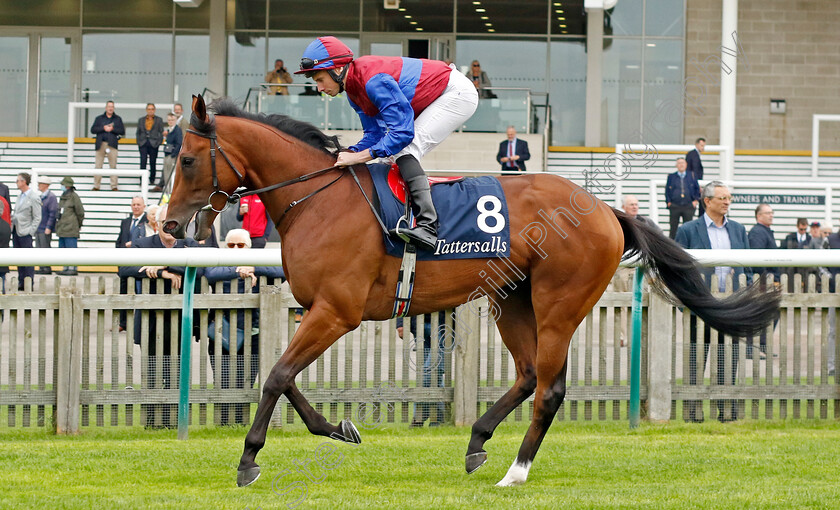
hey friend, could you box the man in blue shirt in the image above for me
[676,181,751,423]
[665,157,700,239]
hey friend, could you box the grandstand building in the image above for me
[1,0,839,245]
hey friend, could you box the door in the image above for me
[361,34,454,60]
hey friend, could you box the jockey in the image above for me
[296,36,479,251]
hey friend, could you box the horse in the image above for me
[163,95,780,488]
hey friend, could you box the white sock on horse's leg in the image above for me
[496,459,531,487]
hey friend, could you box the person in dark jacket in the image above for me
[0,195,10,293]
[157,112,183,192]
[398,311,448,427]
[136,103,165,187]
[35,176,58,274]
[54,177,85,276]
[781,218,811,292]
[665,157,701,239]
[747,202,778,357]
[90,101,125,191]
[204,229,285,424]
[117,205,200,428]
[496,126,530,173]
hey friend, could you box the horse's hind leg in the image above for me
[466,283,538,473]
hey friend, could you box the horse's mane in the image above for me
[208,98,341,155]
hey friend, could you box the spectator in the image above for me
[117,196,147,249]
[686,137,706,217]
[676,181,751,423]
[204,228,284,425]
[665,157,700,239]
[821,225,833,248]
[118,205,200,428]
[807,221,824,249]
[12,172,41,291]
[157,112,183,193]
[496,126,530,173]
[621,194,659,231]
[144,204,160,238]
[91,101,125,191]
[54,177,85,276]
[35,176,58,275]
[116,196,148,331]
[173,102,190,136]
[0,192,11,293]
[826,224,840,377]
[782,218,811,292]
[398,312,447,427]
[218,204,243,241]
[747,203,779,358]
[238,195,270,249]
[186,212,219,247]
[265,59,294,95]
[686,137,705,180]
[136,103,164,188]
[468,60,493,99]
[0,179,10,205]
[748,203,779,282]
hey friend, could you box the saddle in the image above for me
[386,164,464,203]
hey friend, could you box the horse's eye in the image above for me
[181,156,195,167]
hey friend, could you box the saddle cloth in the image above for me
[368,163,511,261]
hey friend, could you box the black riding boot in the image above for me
[393,154,438,251]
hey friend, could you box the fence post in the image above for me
[647,289,673,421]
[453,300,480,426]
[259,284,283,428]
[55,287,82,434]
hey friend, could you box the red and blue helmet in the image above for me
[295,36,354,75]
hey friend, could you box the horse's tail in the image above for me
[613,208,780,338]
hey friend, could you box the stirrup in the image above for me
[389,215,412,243]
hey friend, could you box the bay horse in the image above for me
[163,95,779,487]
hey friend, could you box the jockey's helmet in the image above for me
[296,37,354,90]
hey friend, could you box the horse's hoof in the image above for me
[465,451,488,474]
[237,466,261,487]
[338,419,362,444]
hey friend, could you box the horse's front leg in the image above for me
[237,302,360,487]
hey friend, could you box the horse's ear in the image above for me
[191,94,208,127]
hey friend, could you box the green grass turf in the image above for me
[2,420,840,509]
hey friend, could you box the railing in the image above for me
[811,114,840,177]
[0,249,838,432]
[243,83,536,133]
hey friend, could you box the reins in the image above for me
[187,117,389,234]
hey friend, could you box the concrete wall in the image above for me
[325,131,544,172]
[685,0,840,151]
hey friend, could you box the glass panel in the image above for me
[82,32,173,103]
[175,1,211,29]
[363,0,453,33]
[455,38,547,132]
[457,0,550,35]
[227,33,266,102]
[549,38,586,146]
[455,37,547,92]
[645,0,683,37]
[38,37,73,136]
[175,33,209,103]
[232,0,267,31]
[0,0,80,26]
[84,0,173,28]
[601,38,642,145]
[604,0,642,36]
[642,39,683,144]
[271,0,360,32]
[0,37,28,135]
[549,0,585,36]
[370,42,403,57]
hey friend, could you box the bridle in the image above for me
[186,112,344,221]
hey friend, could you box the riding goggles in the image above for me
[300,53,353,70]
